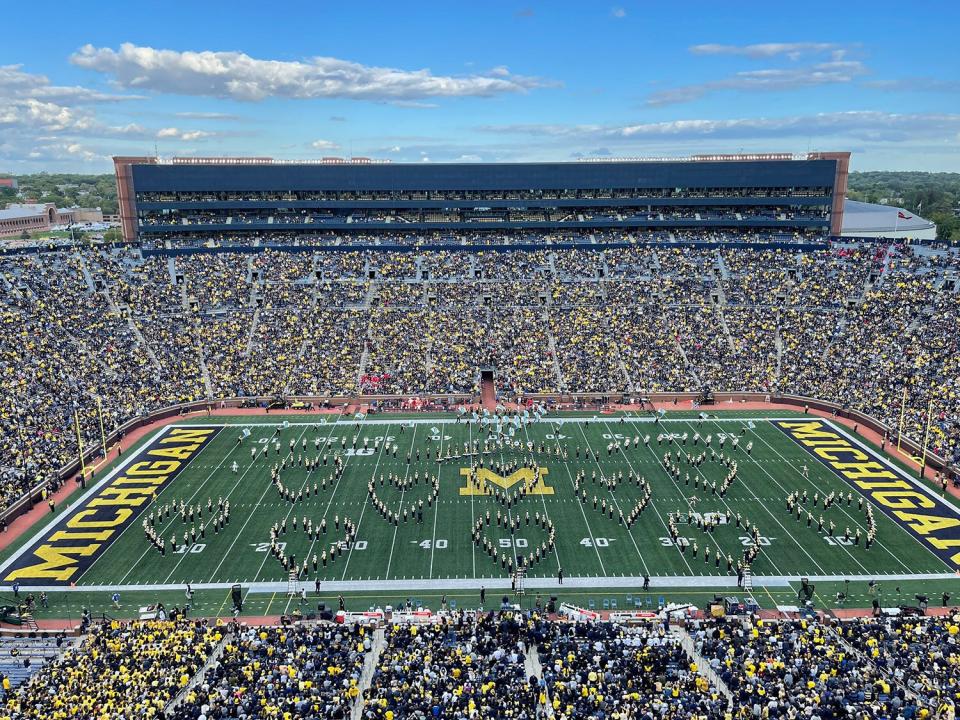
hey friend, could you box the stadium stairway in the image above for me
[716,253,730,281]
[163,627,231,715]
[128,314,162,370]
[77,254,96,292]
[524,646,552,717]
[616,351,634,392]
[717,308,736,354]
[197,334,214,398]
[673,626,733,707]
[650,247,663,270]
[351,628,385,720]
[545,321,566,390]
[674,340,702,387]
[361,281,377,309]
[243,307,261,357]
[20,613,38,632]
[357,342,371,390]
[774,326,784,380]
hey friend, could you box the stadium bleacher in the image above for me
[1,240,958,520]
[3,612,959,718]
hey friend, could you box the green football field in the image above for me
[4,409,958,614]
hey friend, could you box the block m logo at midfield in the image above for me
[458,467,555,496]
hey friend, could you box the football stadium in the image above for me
[1,151,960,717]
[3,8,960,718]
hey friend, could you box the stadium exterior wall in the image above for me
[3,391,952,525]
[116,155,847,243]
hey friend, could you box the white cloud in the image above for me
[175,111,243,120]
[478,111,960,143]
[645,60,868,106]
[385,100,439,109]
[0,64,141,103]
[311,139,340,150]
[864,77,960,93]
[689,42,844,60]
[611,7,627,18]
[0,61,227,170]
[0,98,97,133]
[70,43,555,102]
[14,140,106,165]
[157,127,216,141]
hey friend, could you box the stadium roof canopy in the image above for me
[840,199,936,240]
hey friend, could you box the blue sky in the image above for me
[1,0,958,172]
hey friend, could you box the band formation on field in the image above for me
[2,411,957,595]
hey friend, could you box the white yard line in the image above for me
[428,426,445,579]
[520,422,564,575]
[667,418,819,575]
[497,445,521,573]
[384,425,419,579]
[616,415,700,575]
[173,416,804,428]
[468,421,476,578]
[752,420,912,573]
[156,434,267,585]
[571,420,651,577]
[536,425,607,576]
[273,411,349,581]
[103,427,230,585]
[629,414,780,574]
[678,418,867,574]
[43,569,960,596]
[210,425,311,583]
[340,421,392,580]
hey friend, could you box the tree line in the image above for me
[0,173,118,215]
[847,171,960,243]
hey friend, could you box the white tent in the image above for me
[841,199,936,240]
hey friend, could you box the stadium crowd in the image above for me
[3,618,222,719]
[1,240,958,519]
[538,619,728,718]
[170,623,366,720]
[361,612,539,719]
[5,611,960,719]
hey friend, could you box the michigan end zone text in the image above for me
[774,419,960,570]
[1,426,220,585]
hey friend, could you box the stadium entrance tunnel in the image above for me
[480,368,496,409]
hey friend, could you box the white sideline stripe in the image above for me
[173,417,803,428]
[0,426,174,577]
[7,572,957,594]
